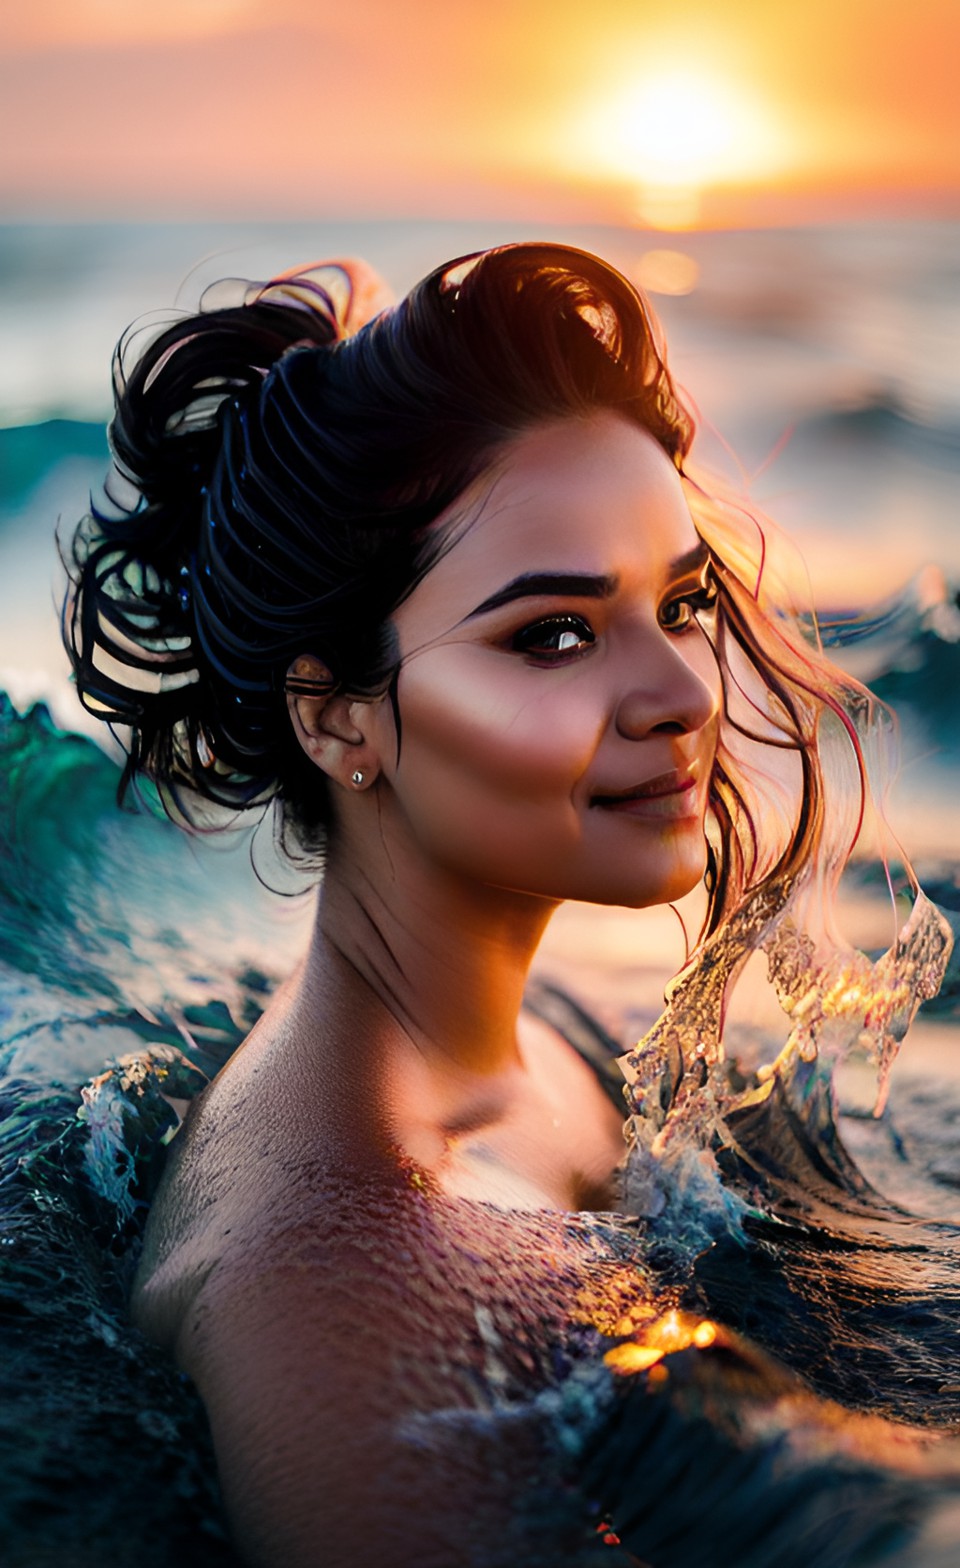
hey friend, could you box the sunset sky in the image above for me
[1,0,958,226]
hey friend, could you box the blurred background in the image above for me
[0,0,957,1015]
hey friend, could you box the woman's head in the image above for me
[65,247,690,826]
[64,241,876,936]
[310,411,722,911]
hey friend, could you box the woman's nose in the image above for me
[613,641,720,740]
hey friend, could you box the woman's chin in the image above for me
[565,861,707,913]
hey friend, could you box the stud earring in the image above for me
[351,770,364,787]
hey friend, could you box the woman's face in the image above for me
[367,412,722,910]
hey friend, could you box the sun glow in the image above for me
[569,65,792,228]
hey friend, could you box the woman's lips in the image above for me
[591,769,703,820]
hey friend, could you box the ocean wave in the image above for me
[792,394,960,467]
[4,690,960,1561]
[815,565,960,758]
[0,418,108,510]
[0,693,308,1082]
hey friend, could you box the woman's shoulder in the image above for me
[132,974,632,1356]
[130,1014,426,1351]
[142,1150,631,1568]
[131,1054,304,1337]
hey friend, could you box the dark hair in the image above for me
[63,242,877,936]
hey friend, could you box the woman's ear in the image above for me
[285,657,380,791]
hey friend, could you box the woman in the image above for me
[62,244,958,1566]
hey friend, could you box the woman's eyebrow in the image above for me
[464,571,618,620]
[462,542,709,622]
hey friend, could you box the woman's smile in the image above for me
[591,763,705,818]
[365,411,722,910]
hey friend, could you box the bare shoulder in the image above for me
[131,1022,324,1348]
[129,999,628,1564]
[134,1046,614,1567]
[169,1170,603,1567]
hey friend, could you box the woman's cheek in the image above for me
[395,656,600,804]
[374,662,601,886]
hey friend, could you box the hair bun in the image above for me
[195,258,394,342]
[64,260,393,817]
[64,243,701,856]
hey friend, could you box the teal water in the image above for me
[0,696,310,1086]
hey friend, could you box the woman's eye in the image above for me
[660,576,719,631]
[511,614,596,659]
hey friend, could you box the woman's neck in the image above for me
[303,827,559,1086]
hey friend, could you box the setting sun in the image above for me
[567,65,793,227]
[0,1,956,224]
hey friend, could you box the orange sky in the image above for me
[1,0,958,225]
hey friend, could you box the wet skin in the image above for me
[132,412,724,1566]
